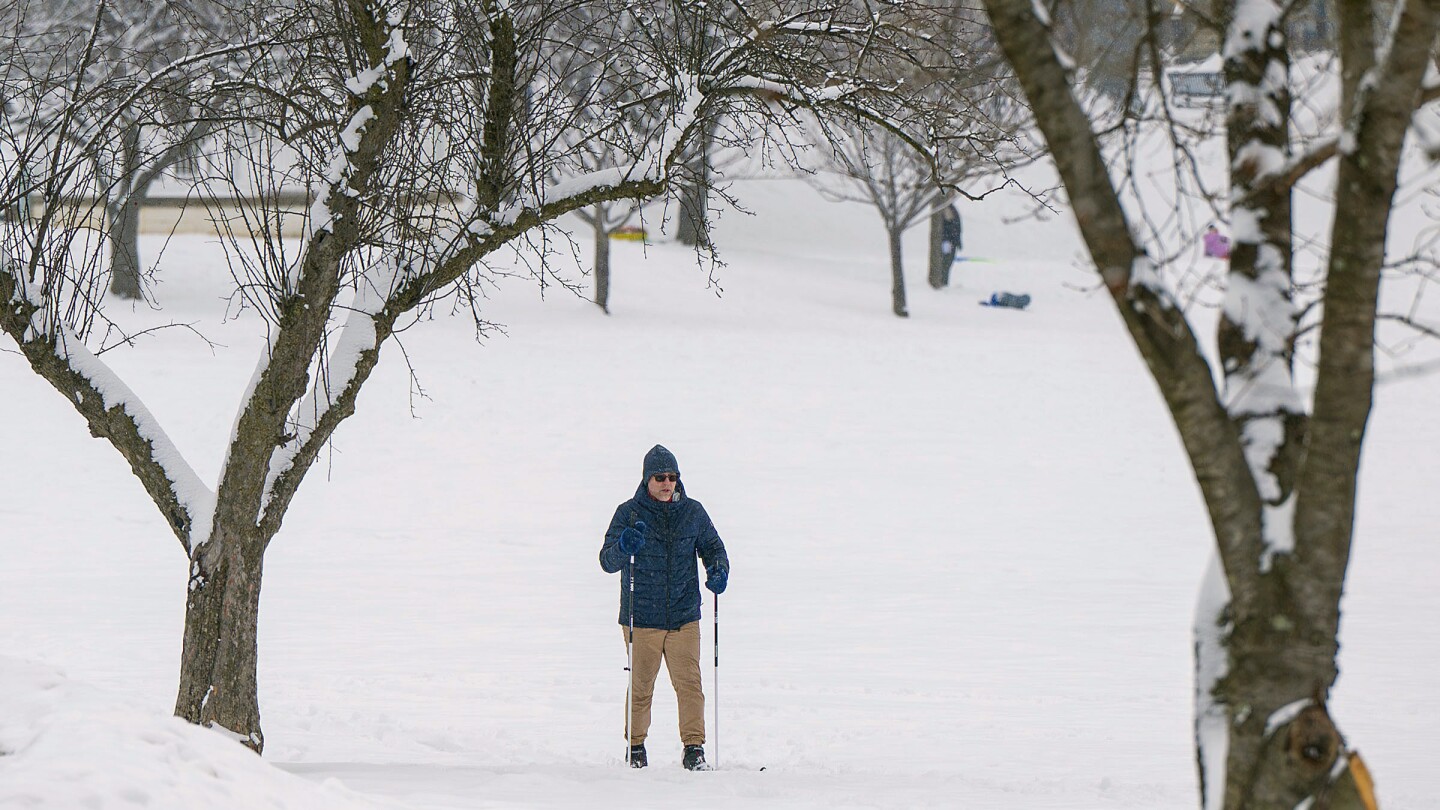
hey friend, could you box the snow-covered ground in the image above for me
[2,174,1438,809]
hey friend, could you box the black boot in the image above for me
[682,744,708,771]
[629,743,647,768]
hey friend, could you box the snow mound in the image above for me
[0,657,397,810]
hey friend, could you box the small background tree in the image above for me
[807,125,950,317]
[802,75,1034,315]
[5,0,234,301]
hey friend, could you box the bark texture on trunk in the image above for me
[673,127,711,248]
[167,0,419,753]
[887,225,908,317]
[593,209,611,313]
[175,526,267,752]
[107,126,145,301]
[1242,699,1372,808]
[108,198,144,301]
[674,175,708,247]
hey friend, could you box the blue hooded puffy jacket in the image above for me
[599,445,729,630]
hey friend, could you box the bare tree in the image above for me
[808,125,948,316]
[574,201,636,312]
[2,0,976,753]
[541,5,661,313]
[978,0,1436,805]
[5,0,234,301]
[802,32,1034,317]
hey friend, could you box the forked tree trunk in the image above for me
[103,117,215,301]
[175,525,268,753]
[976,0,1408,804]
[887,225,908,317]
[1197,514,1361,809]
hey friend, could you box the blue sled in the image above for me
[980,292,1031,309]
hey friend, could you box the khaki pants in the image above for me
[622,621,705,746]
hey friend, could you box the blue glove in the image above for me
[618,521,646,555]
[705,566,728,595]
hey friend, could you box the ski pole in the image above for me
[713,591,719,770]
[626,554,635,766]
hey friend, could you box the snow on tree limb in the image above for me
[259,259,397,521]
[1,254,215,551]
[309,10,408,240]
[1194,555,1231,810]
[48,322,217,549]
[987,0,1440,801]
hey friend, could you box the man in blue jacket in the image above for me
[600,445,729,771]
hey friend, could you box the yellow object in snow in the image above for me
[1350,751,1378,810]
[610,226,647,242]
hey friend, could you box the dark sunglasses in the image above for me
[651,473,679,483]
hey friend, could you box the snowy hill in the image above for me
[1,176,1436,809]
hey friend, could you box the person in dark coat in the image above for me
[940,204,963,260]
[599,444,729,771]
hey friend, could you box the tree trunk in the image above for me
[674,127,711,248]
[107,125,146,301]
[888,225,909,317]
[593,210,610,313]
[674,181,707,247]
[976,0,1399,805]
[1196,515,1363,809]
[1217,582,1356,809]
[168,3,418,754]
[108,197,145,300]
[175,525,267,753]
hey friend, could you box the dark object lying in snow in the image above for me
[980,292,1031,309]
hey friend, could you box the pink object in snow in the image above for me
[1203,229,1231,259]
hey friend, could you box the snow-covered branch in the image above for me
[0,260,214,551]
[257,260,398,535]
[216,0,413,534]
